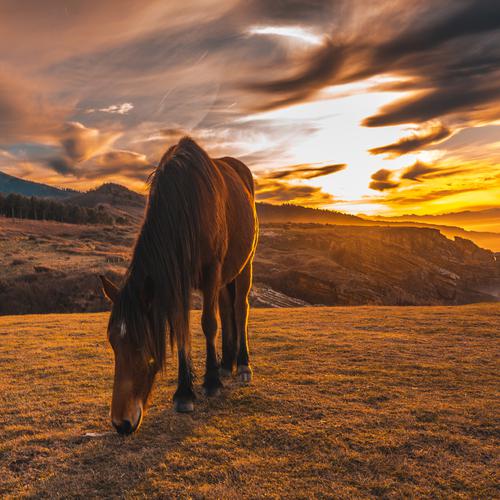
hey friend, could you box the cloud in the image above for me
[0,72,67,144]
[268,162,346,180]
[246,37,346,110]
[246,0,341,26]
[87,103,134,115]
[255,178,334,205]
[369,168,399,191]
[368,123,451,157]
[85,150,153,180]
[400,161,439,182]
[59,122,120,163]
[46,156,76,176]
[45,122,121,176]
[362,86,500,127]
[377,186,484,206]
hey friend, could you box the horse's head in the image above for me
[100,275,158,435]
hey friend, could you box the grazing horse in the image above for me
[100,137,258,435]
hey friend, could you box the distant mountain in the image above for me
[363,208,500,233]
[256,202,364,224]
[0,171,77,199]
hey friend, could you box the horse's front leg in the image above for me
[201,266,223,397]
[173,317,195,413]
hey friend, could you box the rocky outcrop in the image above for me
[254,224,500,306]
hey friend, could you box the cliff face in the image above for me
[253,224,499,306]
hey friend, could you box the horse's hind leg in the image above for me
[235,260,253,384]
[201,266,223,397]
[219,281,237,377]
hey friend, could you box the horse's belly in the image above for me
[221,205,257,284]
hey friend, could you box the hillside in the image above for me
[66,183,146,224]
[256,224,500,306]
[0,305,498,497]
[256,202,363,224]
[0,217,498,315]
[0,171,76,199]
[67,183,146,210]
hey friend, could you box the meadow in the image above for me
[0,305,498,498]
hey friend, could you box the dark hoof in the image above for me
[203,370,223,397]
[173,399,194,413]
[219,367,233,378]
[204,385,222,397]
[237,365,252,385]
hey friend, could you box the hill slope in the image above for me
[0,218,498,315]
[0,171,76,198]
[0,306,498,497]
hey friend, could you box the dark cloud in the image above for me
[46,156,76,176]
[371,169,392,182]
[375,0,500,61]
[255,178,334,205]
[368,124,451,157]
[268,163,346,180]
[246,38,346,110]
[86,150,153,180]
[369,169,399,191]
[246,0,341,26]
[401,161,439,182]
[362,85,500,127]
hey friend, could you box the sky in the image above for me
[0,0,499,215]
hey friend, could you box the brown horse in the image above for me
[100,137,258,435]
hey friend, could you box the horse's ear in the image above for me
[100,275,119,303]
[142,276,155,309]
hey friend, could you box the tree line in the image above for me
[0,192,115,225]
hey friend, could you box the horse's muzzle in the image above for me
[112,409,142,435]
[113,419,134,435]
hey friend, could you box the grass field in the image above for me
[1,305,499,498]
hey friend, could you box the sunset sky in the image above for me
[0,0,499,215]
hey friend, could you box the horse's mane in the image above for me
[111,137,224,368]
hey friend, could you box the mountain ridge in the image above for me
[0,171,77,199]
[2,170,499,250]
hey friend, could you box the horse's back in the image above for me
[216,156,255,197]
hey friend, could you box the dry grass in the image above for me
[0,305,499,498]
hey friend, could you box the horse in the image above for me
[99,137,258,435]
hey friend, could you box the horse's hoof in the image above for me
[219,368,233,378]
[174,400,194,413]
[237,366,252,385]
[204,385,222,397]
